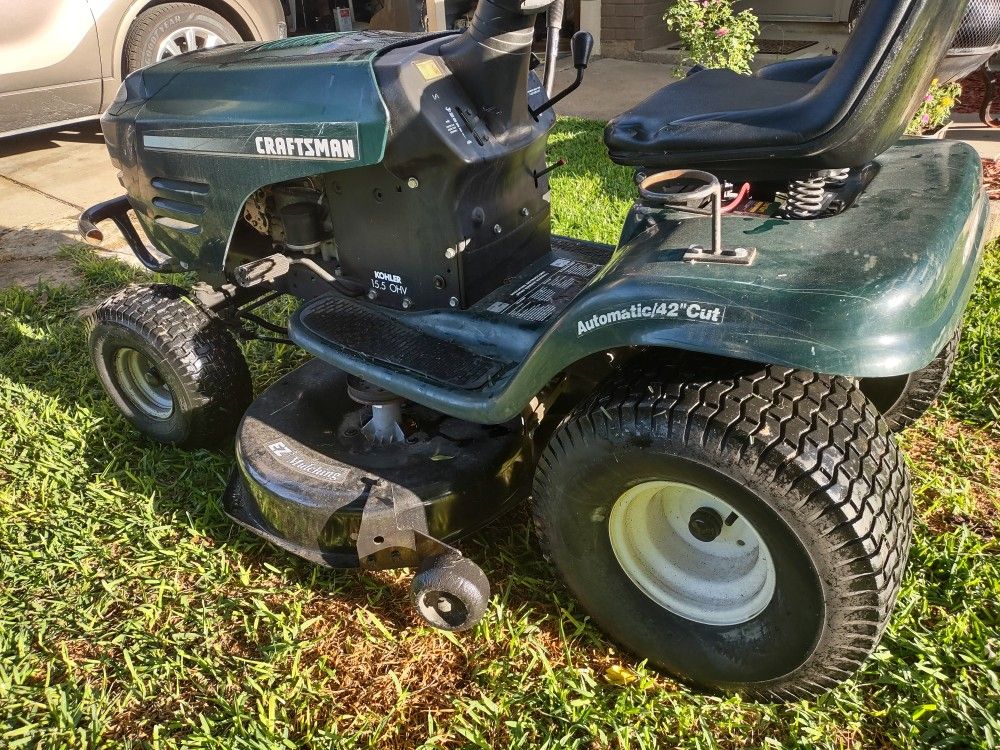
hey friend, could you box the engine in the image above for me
[103,6,556,312]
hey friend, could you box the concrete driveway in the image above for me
[0,122,131,289]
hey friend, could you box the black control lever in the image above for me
[530,31,594,120]
[533,158,566,187]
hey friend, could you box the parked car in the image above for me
[0,1,287,137]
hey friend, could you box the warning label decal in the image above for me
[486,257,601,324]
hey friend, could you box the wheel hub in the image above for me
[418,590,469,629]
[608,481,776,626]
[687,506,724,542]
[113,348,174,420]
[156,26,226,61]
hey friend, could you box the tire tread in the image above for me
[89,284,252,447]
[533,362,912,701]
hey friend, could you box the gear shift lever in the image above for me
[571,30,594,70]
[530,31,594,119]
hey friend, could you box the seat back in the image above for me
[799,0,970,168]
[604,0,971,174]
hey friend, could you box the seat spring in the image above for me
[784,174,827,219]
[824,168,850,188]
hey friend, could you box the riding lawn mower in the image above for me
[79,0,993,699]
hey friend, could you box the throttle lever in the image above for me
[530,31,594,120]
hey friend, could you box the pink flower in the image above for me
[715,27,730,37]
[924,94,933,102]
[921,113,931,124]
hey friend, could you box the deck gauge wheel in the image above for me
[411,553,491,632]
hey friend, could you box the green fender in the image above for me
[560,138,987,379]
[295,139,986,425]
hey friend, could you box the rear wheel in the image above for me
[859,327,961,431]
[533,363,912,700]
[124,3,241,73]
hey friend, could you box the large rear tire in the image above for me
[533,362,912,701]
[859,327,961,432]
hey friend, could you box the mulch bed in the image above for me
[955,71,987,114]
[954,71,1000,200]
[983,159,1000,200]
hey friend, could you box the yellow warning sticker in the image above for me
[415,58,444,80]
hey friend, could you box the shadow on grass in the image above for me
[0,247,584,649]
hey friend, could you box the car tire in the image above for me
[124,3,242,73]
[859,326,961,432]
[532,362,912,701]
[88,284,253,448]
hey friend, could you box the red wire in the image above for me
[721,182,751,213]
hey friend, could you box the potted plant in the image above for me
[665,0,760,75]
[907,78,962,138]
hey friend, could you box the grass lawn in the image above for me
[1,118,998,749]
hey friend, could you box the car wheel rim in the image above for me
[608,480,776,626]
[156,26,226,60]
[114,348,174,420]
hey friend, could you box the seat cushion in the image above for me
[604,69,816,169]
[602,1,967,175]
[754,55,836,84]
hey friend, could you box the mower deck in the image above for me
[225,359,533,568]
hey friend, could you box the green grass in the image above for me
[1,119,998,749]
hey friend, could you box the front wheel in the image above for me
[533,363,912,701]
[88,284,252,448]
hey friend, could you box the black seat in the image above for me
[754,55,836,84]
[605,0,967,176]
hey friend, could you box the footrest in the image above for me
[293,295,511,389]
[288,236,615,420]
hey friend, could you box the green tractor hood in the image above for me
[101,31,430,282]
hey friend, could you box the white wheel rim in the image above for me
[608,481,776,626]
[156,26,226,60]
[114,348,174,420]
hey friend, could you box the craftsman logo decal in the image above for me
[253,136,356,159]
[142,122,360,161]
[577,301,726,336]
[266,441,344,481]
